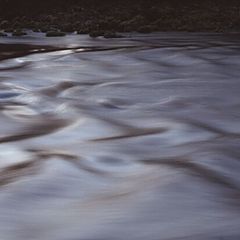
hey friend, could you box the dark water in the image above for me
[0,32,240,240]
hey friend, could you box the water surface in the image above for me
[0,32,240,240]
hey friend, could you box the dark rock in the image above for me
[77,28,89,34]
[0,32,7,37]
[40,27,50,33]
[1,1,237,33]
[46,31,66,37]
[103,31,122,39]
[12,29,27,36]
[4,28,13,33]
[32,28,40,32]
[89,31,104,38]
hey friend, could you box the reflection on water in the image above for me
[0,32,240,240]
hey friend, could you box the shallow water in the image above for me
[0,32,240,240]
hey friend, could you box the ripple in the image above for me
[0,33,240,240]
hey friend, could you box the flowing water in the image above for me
[0,32,240,240]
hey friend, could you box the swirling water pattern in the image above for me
[0,32,240,240]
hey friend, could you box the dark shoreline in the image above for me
[1,0,240,37]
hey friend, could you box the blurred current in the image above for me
[0,32,240,240]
